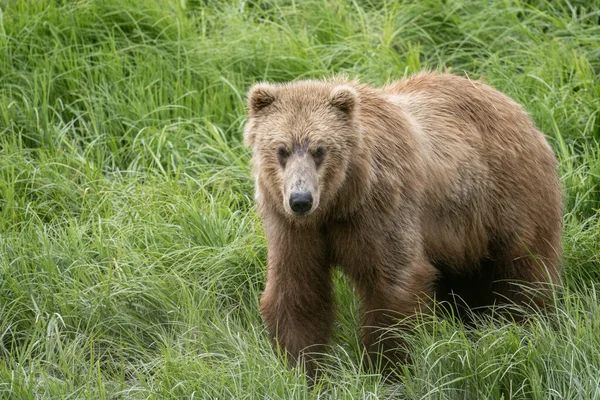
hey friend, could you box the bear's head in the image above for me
[244,80,363,220]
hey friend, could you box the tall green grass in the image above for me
[0,0,599,398]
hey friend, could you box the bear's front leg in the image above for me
[358,258,438,372]
[260,217,333,379]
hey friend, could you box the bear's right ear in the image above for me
[247,83,278,116]
[245,83,277,147]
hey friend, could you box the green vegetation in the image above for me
[1,0,599,398]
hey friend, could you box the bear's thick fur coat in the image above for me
[244,72,562,376]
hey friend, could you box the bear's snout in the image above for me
[289,191,313,216]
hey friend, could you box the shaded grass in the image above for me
[0,0,599,398]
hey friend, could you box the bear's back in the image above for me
[379,73,561,270]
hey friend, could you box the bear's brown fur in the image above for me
[244,72,562,377]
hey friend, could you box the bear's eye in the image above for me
[277,146,291,166]
[312,146,326,167]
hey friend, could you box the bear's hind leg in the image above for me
[490,236,561,314]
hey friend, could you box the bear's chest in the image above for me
[323,216,416,277]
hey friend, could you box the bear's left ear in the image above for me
[329,85,358,116]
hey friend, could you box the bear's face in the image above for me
[244,81,360,219]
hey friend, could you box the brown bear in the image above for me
[243,72,562,377]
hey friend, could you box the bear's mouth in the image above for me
[293,210,310,217]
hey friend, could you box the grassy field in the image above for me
[0,0,599,398]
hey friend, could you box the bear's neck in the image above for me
[330,131,374,219]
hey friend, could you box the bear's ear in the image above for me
[329,85,358,116]
[247,83,278,115]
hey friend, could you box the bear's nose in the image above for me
[289,191,313,215]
